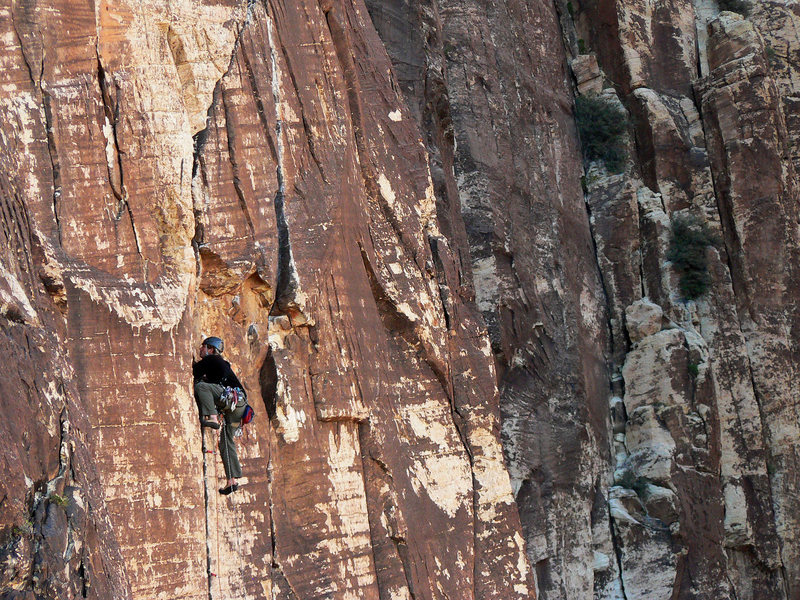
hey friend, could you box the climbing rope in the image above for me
[201,428,214,600]
[202,426,223,599]
[204,410,253,597]
[218,415,251,597]
[212,427,222,598]
[232,420,248,595]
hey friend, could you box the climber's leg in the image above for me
[219,419,243,480]
[195,381,224,427]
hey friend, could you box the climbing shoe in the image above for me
[201,419,221,430]
[219,484,239,495]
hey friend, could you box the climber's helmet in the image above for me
[202,336,224,354]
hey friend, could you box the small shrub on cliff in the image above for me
[667,215,715,300]
[718,0,750,16]
[49,493,69,508]
[575,93,628,173]
[765,45,782,68]
[11,521,34,538]
[616,470,650,497]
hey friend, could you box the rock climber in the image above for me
[193,336,247,495]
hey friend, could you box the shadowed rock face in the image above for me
[368,1,800,600]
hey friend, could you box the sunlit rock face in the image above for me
[0,0,533,598]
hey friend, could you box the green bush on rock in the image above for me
[49,493,69,507]
[667,214,716,300]
[575,93,628,173]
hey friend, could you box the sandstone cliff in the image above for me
[0,1,531,598]
[0,0,798,599]
[368,0,800,599]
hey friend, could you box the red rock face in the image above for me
[371,1,800,600]
[3,0,800,599]
[366,0,613,597]
[0,0,532,598]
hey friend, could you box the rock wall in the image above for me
[368,0,800,599]
[364,2,612,598]
[0,0,532,598]
[2,0,799,599]
[570,1,799,596]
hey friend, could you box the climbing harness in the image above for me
[220,386,245,413]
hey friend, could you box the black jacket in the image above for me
[192,354,244,391]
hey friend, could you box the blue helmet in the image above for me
[202,336,224,353]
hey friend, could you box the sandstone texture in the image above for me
[2,0,800,599]
[366,1,611,597]
[569,0,796,598]
[371,0,800,598]
[0,0,532,598]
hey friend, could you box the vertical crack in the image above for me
[220,79,257,242]
[121,202,142,257]
[190,84,216,274]
[95,49,124,204]
[50,406,71,492]
[95,48,142,257]
[272,150,294,312]
[608,512,629,600]
[582,190,621,364]
[10,0,64,252]
[427,236,453,330]
[40,88,63,246]
[78,559,89,597]
[9,10,39,87]
[267,458,278,567]
[259,346,279,421]
[266,13,299,314]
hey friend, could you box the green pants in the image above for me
[194,381,246,479]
